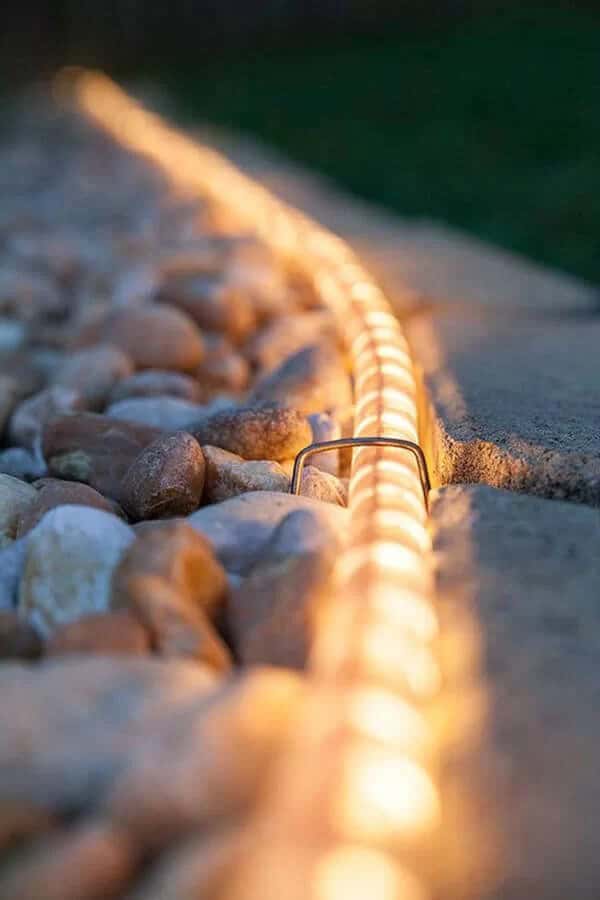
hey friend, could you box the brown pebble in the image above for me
[93,303,205,372]
[202,445,289,503]
[52,344,134,410]
[9,386,85,450]
[120,431,205,521]
[108,370,203,405]
[111,521,231,670]
[187,406,312,461]
[196,335,250,399]
[160,272,256,343]
[45,610,150,657]
[42,413,161,500]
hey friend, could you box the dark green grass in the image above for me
[162,7,600,283]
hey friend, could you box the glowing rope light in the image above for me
[65,71,440,900]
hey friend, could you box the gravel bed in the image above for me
[0,93,353,898]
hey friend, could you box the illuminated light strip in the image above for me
[66,71,440,900]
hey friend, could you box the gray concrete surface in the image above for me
[408,312,600,504]
[431,484,600,900]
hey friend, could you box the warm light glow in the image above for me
[335,745,440,841]
[65,70,441,900]
[313,847,427,900]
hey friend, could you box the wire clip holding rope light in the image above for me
[290,437,431,509]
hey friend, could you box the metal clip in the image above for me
[290,437,431,510]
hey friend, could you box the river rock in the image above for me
[112,521,230,669]
[0,375,25,436]
[52,344,134,409]
[9,386,85,450]
[43,413,161,499]
[18,506,135,636]
[249,342,353,415]
[46,610,150,657]
[202,445,289,503]
[160,272,256,342]
[227,509,337,668]
[0,447,47,481]
[105,396,204,431]
[120,432,206,521]
[0,821,137,900]
[91,303,205,372]
[307,411,341,475]
[0,475,37,547]
[243,309,339,372]
[105,668,303,846]
[187,406,311,461]
[196,335,250,398]
[300,466,347,506]
[109,370,203,405]
[0,610,42,660]
[189,490,348,574]
[16,479,114,537]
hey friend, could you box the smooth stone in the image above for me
[104,668,302,847]
[52,344,134,410]
[299,466,347,506]
[16,479,114,537]
[159,272,257,342]
[0,474,37,547]
[243,310,339,372]
[93,303,205,372]
[0,610,42,660]
[18,506,135,637]
[0,318,27,352]
[111,521,230,670]
[108,370,203,405]
[0,821,137,900]
[120,432,206,521]
[228,509,337,668]
[0,447,47,481]
[431,484,600,900]
[189,490,348,575]
[195,335,250,399]
[250,343,353,416]
[202,445,289,503]
[106,396,206,431]
[187,406,312,462]
[43,413,161,500]
[46,610,151,657]
[9,386,85,450]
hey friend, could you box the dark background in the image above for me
[2,1,600,282]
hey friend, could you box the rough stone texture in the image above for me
[202,445,289,503]
[86,303,205,373]
[189,490,348,575]
[19,506,135,637]
[249,342,352,416]
[431,484,600,900]
[111,521,230,670]
[120,432,206,521]
[187,406,312,462]
[45,610,151,657]
[408,314,600,505]
[108,370,203,405]
[43,413,161,500]
[16,479,114,537]
[0,474,36,547]
[52,344,134,410]
[228,509,337,668]
[299,466,347,506]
